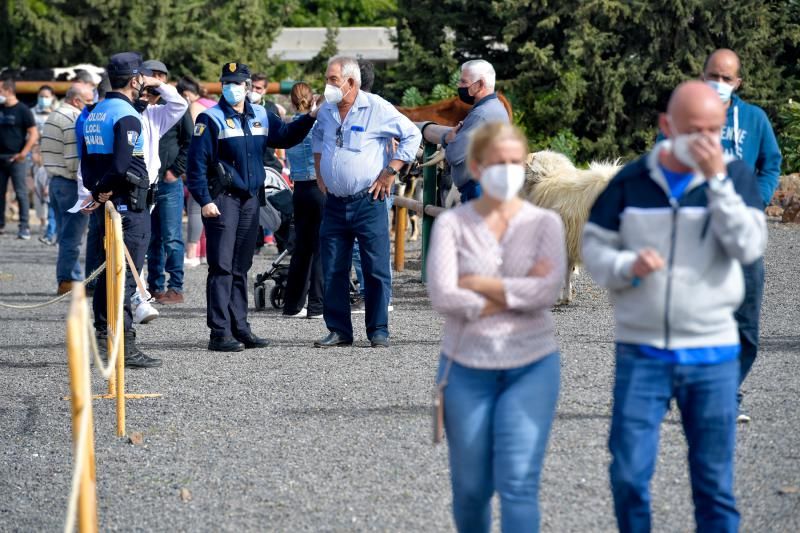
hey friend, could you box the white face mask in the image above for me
[668,117,722,170]
[0,95,6,105]
[706,80,735,103]
[247,91,262,104]
[222,83,246,105]
[324,82,350,105]
[480,164,525,201]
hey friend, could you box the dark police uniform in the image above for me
[186,62,315,351]
[81,52,161,368]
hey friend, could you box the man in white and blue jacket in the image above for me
[187,62,317,352]
[584,81,767,532]
[703,49,782,422]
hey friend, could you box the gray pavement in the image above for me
[0,224,798,532]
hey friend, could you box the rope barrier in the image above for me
[0,263,107,310]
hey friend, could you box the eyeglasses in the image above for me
[336,126,343,148]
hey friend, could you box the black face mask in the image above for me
[133,99,149,114]
[458,86,475,105]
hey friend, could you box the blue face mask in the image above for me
[222,83,246,105]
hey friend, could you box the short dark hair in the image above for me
[1,77,16,93]
[109,75,133,90]
[251,73,268,84]
[98,74,111,99]
[38,84,55,95]
[176,76,200,96]
[73,70,95,84]
[359,60,375,92]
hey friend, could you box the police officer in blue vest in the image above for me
[80,52,162,368]
[187,62,318,352]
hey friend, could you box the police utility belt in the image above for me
[123,172,157,212]
[208,162,235,200]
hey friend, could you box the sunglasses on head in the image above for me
[336,126,343,148]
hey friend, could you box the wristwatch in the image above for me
[385,166,399,177]
[708,172,728,192]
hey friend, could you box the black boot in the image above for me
[123,330,162,368]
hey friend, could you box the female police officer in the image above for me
[187,62,318,352]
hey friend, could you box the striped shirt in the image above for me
[426,201,566,369]
[40,102,81,180]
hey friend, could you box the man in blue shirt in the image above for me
[583,81,767,532]
[312,56,421,348]
[431,60,510,203]
[703,48,782,422]
[187,62,316,352]
[80,52,162,368]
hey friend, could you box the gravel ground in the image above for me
[0,222,798,532]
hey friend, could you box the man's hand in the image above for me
[369,167,395,200]
[8,152,27,163]
[631,248,665,279]
[80,197,100,214]
[528,258,554,277]
[689,134,726,178]
[201,202,221,218]
[141,75,162,89]
[95,191,113,203]
[480,299,506,317]
[164,170,179,184]
[444,122,463,145]
[317,177,328,195]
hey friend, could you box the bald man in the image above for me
[703,48,781,423]
[583,81,767,532]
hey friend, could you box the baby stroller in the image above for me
[254,167,293,311]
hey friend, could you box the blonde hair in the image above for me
[290,82,314,113]
[467,122,528,169]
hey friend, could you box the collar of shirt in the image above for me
[473,92,498,110]
[218,96,255,119]
[106,92,134,106]
[327,90,371,124]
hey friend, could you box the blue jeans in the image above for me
[439,353,560,533]
[734,258,764,399]
[49,177,89,282]
[45,203,57,239]
[352,196,393,301]
[609,344,739,533]
[457,180,482,204]
[147,179,185,293]
[0,159,30,230]
[320,190,391,341]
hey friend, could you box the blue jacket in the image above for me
[722,94,782,205]
[285,115,316,181]
[79,92,148,202]
[582,141,767,352]
[186,97,314,206]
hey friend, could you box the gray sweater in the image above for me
[444,93,509,188]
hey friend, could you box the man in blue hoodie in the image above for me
[585,81,767,532]
[703,48,782,422]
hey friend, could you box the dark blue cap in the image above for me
[106,52,153,77]
[220,62,251,83]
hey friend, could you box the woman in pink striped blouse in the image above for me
[427,122,566,533]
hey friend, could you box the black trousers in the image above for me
[203,192,259,338]
[283,180,325,315]
[92,205,150,333]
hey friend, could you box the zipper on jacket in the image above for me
[664,197,679,349]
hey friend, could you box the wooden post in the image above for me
[105,204,126,436]
[66,285,99,533]
[394,206,408,272]
[105,208,116,396]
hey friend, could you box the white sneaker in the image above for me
[736,412,751,424]
[388,304,394,312]
[285,307,307,318]
[184,256,201,268]
[134,301,159,324]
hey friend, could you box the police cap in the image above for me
[220,62,251,83]
[107,52,153,77]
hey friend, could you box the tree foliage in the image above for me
[391,0,800,165]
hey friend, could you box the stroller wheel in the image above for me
[270,285,286,309]
[254,284,266,311]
